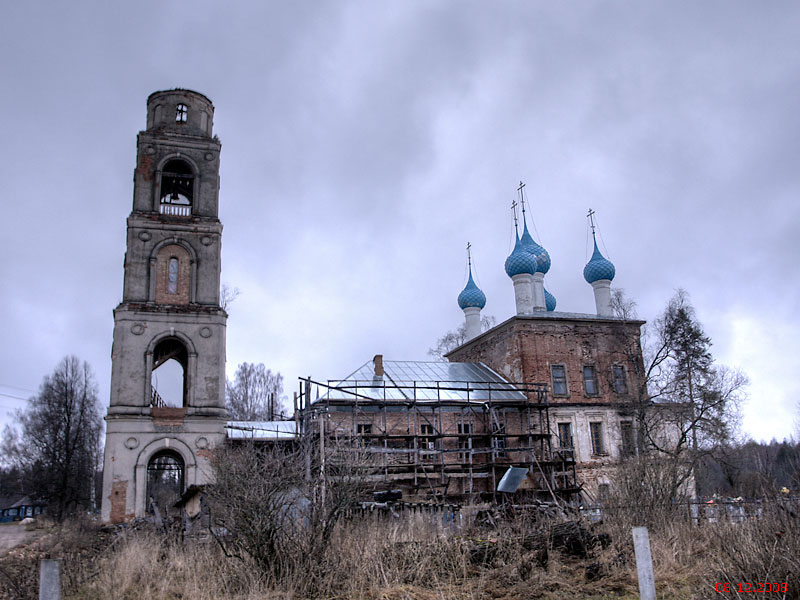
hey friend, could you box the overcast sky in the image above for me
[2,2,798,442]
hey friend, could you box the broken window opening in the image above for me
[458,422,473,464]
[151,338,188,408]
[147,450,184,517]
[159,159,193,217]
[176,103,188,122]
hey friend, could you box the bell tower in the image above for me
[101,90,227,523]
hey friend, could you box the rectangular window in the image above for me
[620,421,635,456]
[590,422,605,455]
[557,422,573,448]
[356,423,372,436]
[613,365,628,394]
[583,366,599,396]
[551,365,568,396]
[458,423,473,462]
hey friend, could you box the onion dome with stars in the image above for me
[583,232,616,283]
[544,288,557,312]
[458,261,486,310]
[504,236,538,278]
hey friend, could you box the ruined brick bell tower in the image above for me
[101,90,227,523]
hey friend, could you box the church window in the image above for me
[612,365,628,394]
[167,257,179,294]
[551,364,568,396]
[620,421,635,456]
[557,422,573,448]
[176,103,188,122]
[155,244,191,305]
[583,366,599,396]
[146,450,184,517]
[590,422,605,455]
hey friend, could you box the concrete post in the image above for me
[511,273,534,315]
[39,559,61,600]
[632,527,656,600]
[463,307,482,341]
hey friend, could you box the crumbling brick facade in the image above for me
[447,313,646,500]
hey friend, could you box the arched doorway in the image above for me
[146,450,185,517]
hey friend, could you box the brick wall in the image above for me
[154,244,191,305]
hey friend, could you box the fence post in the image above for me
[39,559,61,600]
[632,527,656,600]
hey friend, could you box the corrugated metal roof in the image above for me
[319,360,527,402]
[225,420,297,440]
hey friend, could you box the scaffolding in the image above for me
[296,376,579,503]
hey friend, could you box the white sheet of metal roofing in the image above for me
[225,420,297,440]
[320,360,526,402]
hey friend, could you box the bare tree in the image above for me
[609,290,748,502]
[206,432,375,588]
[428,315,497,360]
[0,356,102,520]
[226,362,286,420]
[220,283,241,312]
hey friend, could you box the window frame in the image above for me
[620,420,635,457]
[589,421,606,456]
[583,365,599,397]
[557,422,574,448]
[612,365,628,395]
[176,103,188,122]
[550,364,569,397]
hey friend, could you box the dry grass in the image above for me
[2,503,798,599]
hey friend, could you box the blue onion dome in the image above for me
[544,288,557,312]
[520,221,551,274]
[504,237,538,278]
[583,236,616,283]
[458,268,486,310]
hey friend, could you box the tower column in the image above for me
[532,273,546,311]
[463,307,482,341]
[512,273,534,315]
[592,279,613,316]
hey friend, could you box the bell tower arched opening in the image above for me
[146,450,184,516]
[150,337,188,408]
[159,159,194,217]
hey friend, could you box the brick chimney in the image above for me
[373,354,384,377]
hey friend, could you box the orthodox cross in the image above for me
[518,181,528,217]
[466,241,472,268]
[510,199,519,233]
[587,208,597,235]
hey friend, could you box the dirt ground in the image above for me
[0,524,37,556]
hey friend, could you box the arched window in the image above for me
[147,450,184,516]
[151,337,188,408]
[176,103,188,122]
[155,244,191,305]
[159,159,193,217]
